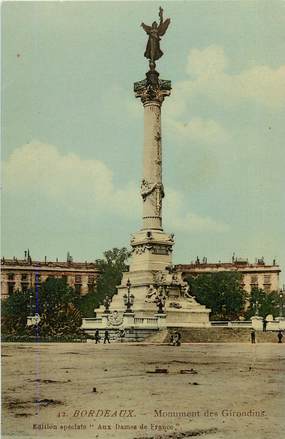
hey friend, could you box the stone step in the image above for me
[145,329,169,343]
[163,327,281,343]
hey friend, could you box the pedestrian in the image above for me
[95,329,100,344]
[263,319,267,332]
[119,329,125,343]
[250,329,256,344]
[176,331,182,346]
[173,331,181,346]
[104,330,110,344]
[277,330,283,344]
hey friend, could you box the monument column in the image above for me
[142,99,162,230]
[135,73,171,231]
[93,7,210,326]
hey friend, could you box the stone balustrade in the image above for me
[81,315,285,334]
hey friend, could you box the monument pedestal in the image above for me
[96,228,210,327]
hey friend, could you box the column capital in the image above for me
[134,75,171,105]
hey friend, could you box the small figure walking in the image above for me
[173,331,182,346]
[263,318,267,332]
[119,329,125,343]
[251,329,256,344]
[95,329,100,344]
[104,330,110,344]
[277,330,283,344]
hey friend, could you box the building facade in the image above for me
[1,254,101,300]
[1,253,281,301]
[176,257,281,294]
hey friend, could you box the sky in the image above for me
[2,0,285,283]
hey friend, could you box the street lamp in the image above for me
[279,288,284,318]
[103,295,111,314]
[28,292,36,316]
[29,292,33,316]
[123,279,134,313]
[27,292,41,327]
[155,288,166,314]
[255,299,260,316]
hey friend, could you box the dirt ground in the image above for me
[2,342,285,439]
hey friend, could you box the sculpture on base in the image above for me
[141,7,170,71]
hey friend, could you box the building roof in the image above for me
[175,260,281,273]
[1,258,101,272]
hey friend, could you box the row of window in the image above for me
[7,283,31,294]
[250,274,271,284]
[5,273,96,284]
[6,272,272,284]
[4,272,96,296]
[8,273,29,281]
[6,282,96,295]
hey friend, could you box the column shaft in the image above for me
[142,101,163,230]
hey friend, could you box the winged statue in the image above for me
[141,7,170,65]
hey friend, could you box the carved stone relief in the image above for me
[107,311,124,327]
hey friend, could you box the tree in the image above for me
[78,247,130,317]
[2,278,82,337]
[244,287,280,319]
[33,277,82,336]
[1,288,31,335]
[186,272,246,320]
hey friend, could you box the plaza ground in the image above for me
[2,342,285,439]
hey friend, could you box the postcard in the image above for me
[2,1,285,439]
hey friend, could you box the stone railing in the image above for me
[81,318,103,329]
[211,318,285,331]
[251,316,285,331]
[81,313,166,331]
[81,315,285,332]
[211,321,252,327]
[134,317,159,326]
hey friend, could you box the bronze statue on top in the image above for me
[141,7,170,70]
[135,7,171,99]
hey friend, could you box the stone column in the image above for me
[142,100,163,230]
[14,273,21,291]
[1,275,8,298]
[135,74,171,231]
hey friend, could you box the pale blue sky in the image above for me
[2,1,285,283]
